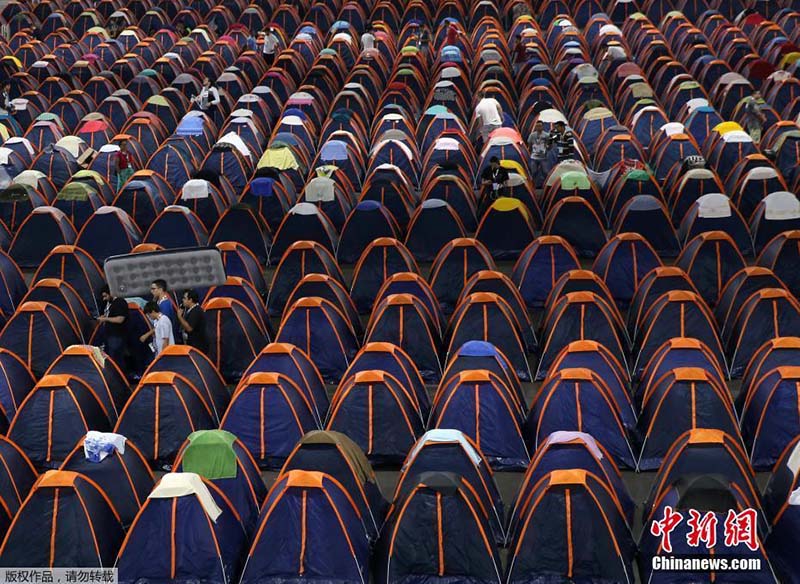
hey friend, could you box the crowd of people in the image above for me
[97,279,208,376]
[475,88,576,200]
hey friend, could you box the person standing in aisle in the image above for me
[742,91,768,144]
[97,285,129,372]
[177,289,208,354]
[114,139,134,192]
[262,27,280,67]
[528,120,549,187]
[548,120,575,162]
[192,77,221,114]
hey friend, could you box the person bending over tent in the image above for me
[513,33,529,75]
[246,32,258,52]
[475,89,504,143]
[480,156,510,208]
[107,21,121,39]
[139,301,174,356]
[114,139,134,192]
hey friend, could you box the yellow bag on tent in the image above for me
[780,52,800,70]
[713,121,743,135]
[491,197,529,220]
[500,159,527,179]
[0,56,21,71]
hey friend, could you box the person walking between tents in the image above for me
[97,284,129,372]
[742,91,768,144]
[140,301,174,356]
[114,139,134,191]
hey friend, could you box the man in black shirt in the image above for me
[97,285,129,371]
[177,289,208,354]
[480,156,510,198]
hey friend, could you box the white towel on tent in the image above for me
[405,429,482,466]
[182,179,210,200]
[150,473,222,522]
[764,192,800,221]
[544,431,604,460]
[305,177,335,202]
[84,431,127,462]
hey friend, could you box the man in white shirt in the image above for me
[139,301,174,355]
[474,89,504,143]
[262,27,280,66]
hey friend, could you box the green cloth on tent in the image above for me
[35,112,65,130]
[73,169,105,189]
[58,183,93,201]
[182,430,238,479]
[632,98,656,109]
[626,169,651,182]
[258,146,300,171]
[147,95,170,107]
[560,171,591,190]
